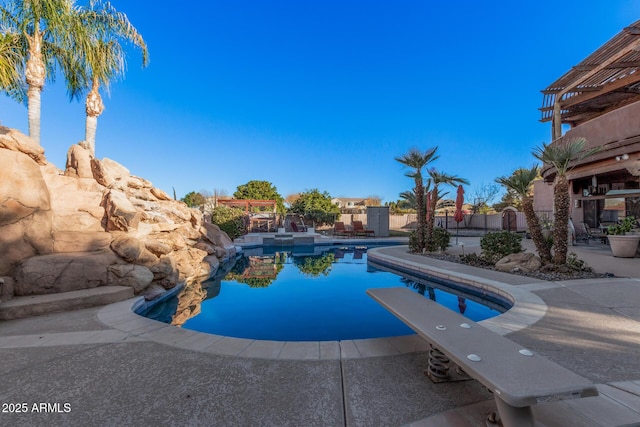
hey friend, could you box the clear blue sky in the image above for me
[1,1,638,204]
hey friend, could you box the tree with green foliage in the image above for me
[288,189,340,227]
[0,0,75,144]
[210,205,246,239]
[60,0,148,156]
[533,138,600,265]
[181,191,205,208]
[233,180,285,213]
[395,147,439,252]
[0,32,25,102]
[496,166,552,264]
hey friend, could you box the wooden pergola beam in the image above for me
[551,35,640,139]
[559,73,640,109]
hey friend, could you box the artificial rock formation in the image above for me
[0,127,236,301]
[495,252,542,274]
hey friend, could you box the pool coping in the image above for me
[97,246,548,360]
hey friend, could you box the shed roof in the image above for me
[540,20,640,127]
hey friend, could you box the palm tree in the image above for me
[425,169,469,248]
[496,166,552,264]
[61,1,148,156]
[395,147,439,252]
[0,32,26,103]
[533,138,600,264]
[0,0,74,145]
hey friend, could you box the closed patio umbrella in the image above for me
[454,185,465,244]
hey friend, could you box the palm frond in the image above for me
[495,165,540,197]
[532,137,601,176]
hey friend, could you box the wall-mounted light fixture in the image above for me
[592,175,598,187]
[615,153,629,161]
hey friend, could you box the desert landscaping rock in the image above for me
[495,252,542,273]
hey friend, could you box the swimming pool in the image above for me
[140,245,507,341]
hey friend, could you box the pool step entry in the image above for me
[263,234,315,246]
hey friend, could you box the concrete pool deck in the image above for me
[1,237,639,425]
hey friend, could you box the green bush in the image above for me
[566,252,592,272]
[427,228,451,252]
[480,231,523,263]
[408,230,422,253]
[210,206,246,239]
[409,228,451,253]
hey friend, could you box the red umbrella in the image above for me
[454,185,464,244]
[454,185,465,223]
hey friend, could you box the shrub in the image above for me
[566,252,592,272]
[210,206,246,239]
[408,230,422,253]
[427,228,451,252]
[480,231,523,263]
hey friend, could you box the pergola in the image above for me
[217,199,277,213]
[540,19,640,141]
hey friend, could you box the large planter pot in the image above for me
[607,234,640,258]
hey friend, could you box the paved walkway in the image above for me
[1,237,639,426]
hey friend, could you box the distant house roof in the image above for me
[540,20,640,128]
[332,197,366,202]
[331,197,368,208]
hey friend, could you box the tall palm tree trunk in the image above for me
[26,85,42,144]
[426,188,437,246]
[552,176,570,264]
[414,178,425,251]
[85,84,104,157]
[25,36,45,145]
[522,197,552,264]
[85,115,98,156]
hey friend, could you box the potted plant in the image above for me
[607,216,640,257]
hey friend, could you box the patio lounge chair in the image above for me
[353,221,374,237]
[334,222,354,237]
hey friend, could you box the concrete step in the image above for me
[0,286,134,320]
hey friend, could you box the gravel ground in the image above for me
[422,252,612,281]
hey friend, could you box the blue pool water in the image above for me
[141,246,507,341]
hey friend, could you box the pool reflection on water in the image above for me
[141,246,508,342]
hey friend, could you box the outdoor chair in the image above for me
[574,222,591,245]
[353,221,374,237]
[334,222,354,237]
